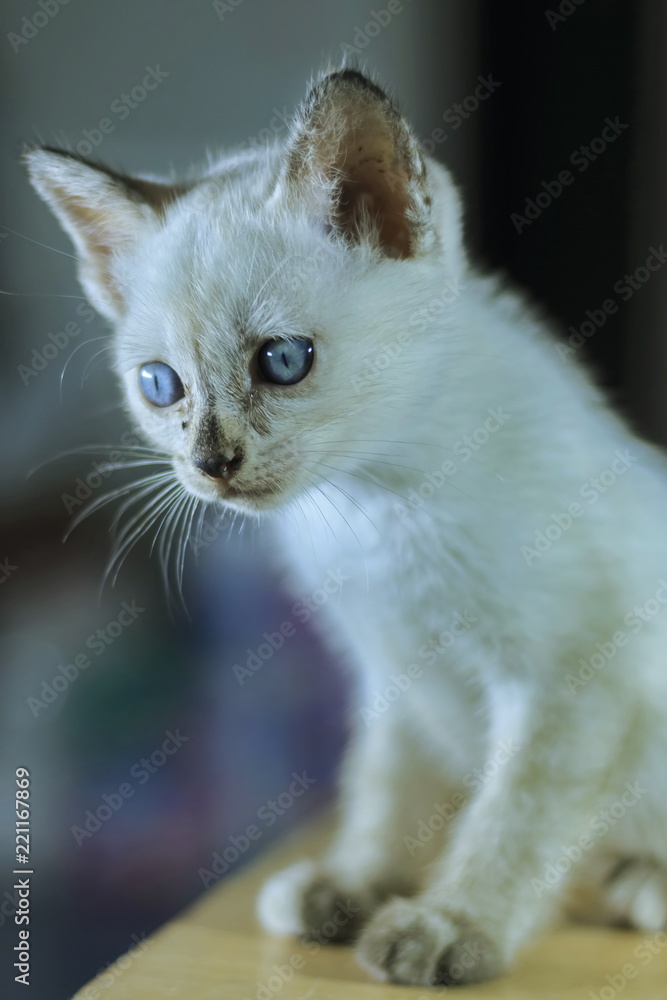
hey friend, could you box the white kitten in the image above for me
[26,69,667,987]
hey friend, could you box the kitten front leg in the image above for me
[257,709,453,942]
[357,680,638,985]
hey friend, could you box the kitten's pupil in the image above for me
[257,338,314,385]
[139,362,184,407]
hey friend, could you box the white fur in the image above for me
[26,70,667,986]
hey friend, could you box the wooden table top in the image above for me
[71,818,667,999]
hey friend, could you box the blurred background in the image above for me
[0,1,665,997]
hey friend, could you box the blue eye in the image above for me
[257,338,314,385]
[139,362,184,407]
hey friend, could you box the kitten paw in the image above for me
[257,860,410,943]
[356,897,502,986]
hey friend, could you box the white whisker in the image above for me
[110,476,178,540]
[59,336,110,402]
[304,473,369,592]
[309,466,382,539]
[0,223,78,259]
[64,471,175,539]
[177,495,199,596]
[159,491,191,607]
[103,483,182,592]
[80,345,115,387]
[28,443,170,478]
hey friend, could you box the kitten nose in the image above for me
[194,448,244,482]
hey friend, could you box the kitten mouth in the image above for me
[201,479,279,510]
[177,457,279,508]
[225,484,276,503]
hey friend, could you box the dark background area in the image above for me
[0,2,665,998]
[480,0,637,396]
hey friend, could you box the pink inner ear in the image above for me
[286,77,424,259]
[49,189,119,267]
[331,119,415,259]
[46,183,133,312]
[338,165,413,259]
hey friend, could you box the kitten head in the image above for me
[26,69,465,515]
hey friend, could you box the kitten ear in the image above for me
[24,147,186,320]
[285,69,431,259]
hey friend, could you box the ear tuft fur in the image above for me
[284,68,432,259]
